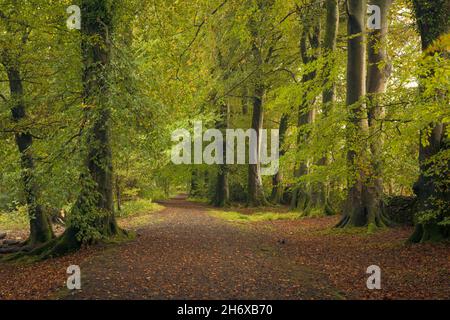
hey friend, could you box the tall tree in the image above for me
[290,4,321,213]
[214,100,230,207]
[365,0,393,226]
[307,0,340,216]
[0,6,54,247]
[336,0,373,228]
[271,113,288,203]
[409,0,450,242]
[39,0,125,256]
[322,0,339,109]
[247,0,273,207]
[3,60,54,246]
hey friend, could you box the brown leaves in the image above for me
[1,198,449,300]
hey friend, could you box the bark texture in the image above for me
[337,0,379,228]
[36,0,125,257]
[364,0,393,227]
[5,65,54,246]
[308,0,340,216]
[248,83,268,206]
[409,0,450,242]
[214,101,230,207]
[271,114,288,203]
[290,8,320,213]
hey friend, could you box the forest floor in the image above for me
[0,195,449,300]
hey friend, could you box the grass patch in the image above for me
[117,198,165,229]
[117,199,164,218]
[209,210,302,223]
[314,225,388,237]
[0,207,28,231]
[119,215,165,229]
[187,197,209,204]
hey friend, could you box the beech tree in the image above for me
[27,0,126,257]
[0,2,55,248]
[364,0,394,227]
[409,0,450,242]
[336,0,372,228]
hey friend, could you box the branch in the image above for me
[179,0,228,60]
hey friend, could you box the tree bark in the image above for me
[409,0,450,242]
[115,175,122,212]
[248,82,268,206]
[247,12,268,207]
[322,0,339,110]
[271,114,288,203]
[365,0,393,227]
[290,12,320,213]
[308,0,340,216]
[43,0,124,255]
[337,0,375,228]
[190,169,202,198]
[5,65,54,246]
[214,102,230,207]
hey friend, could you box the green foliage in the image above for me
[0,0,448,244]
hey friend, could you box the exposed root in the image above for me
[0,225,131,262]
[408,223,450,243]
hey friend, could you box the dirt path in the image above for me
[63,196,341,300]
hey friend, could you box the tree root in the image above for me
[335,205,393,231]
[0,226,131,263]
[408,223,449,243]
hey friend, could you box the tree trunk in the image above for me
[290,14,320,213]
[337,0,376,228]
[116,175,122,212]
[247,14,268,207]
[248,83,268,206]
[42,0,124,256]
[322,0,339,110]
[409,0,450,242]
[365,0,393,227]
[307,0,340,216]
[190,169,201,198]
[214,102,230,207]
[271,114,288,203]
[5,65,54,246]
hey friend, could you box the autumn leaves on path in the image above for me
[66,197,340,299]
[1,196,448,300]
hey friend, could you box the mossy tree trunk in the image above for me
[4,63,54,246]
[409,0,450,242]
[38,0,124,257]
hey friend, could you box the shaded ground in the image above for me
[0,196,449,300]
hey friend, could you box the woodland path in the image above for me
[63,195,340,300]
